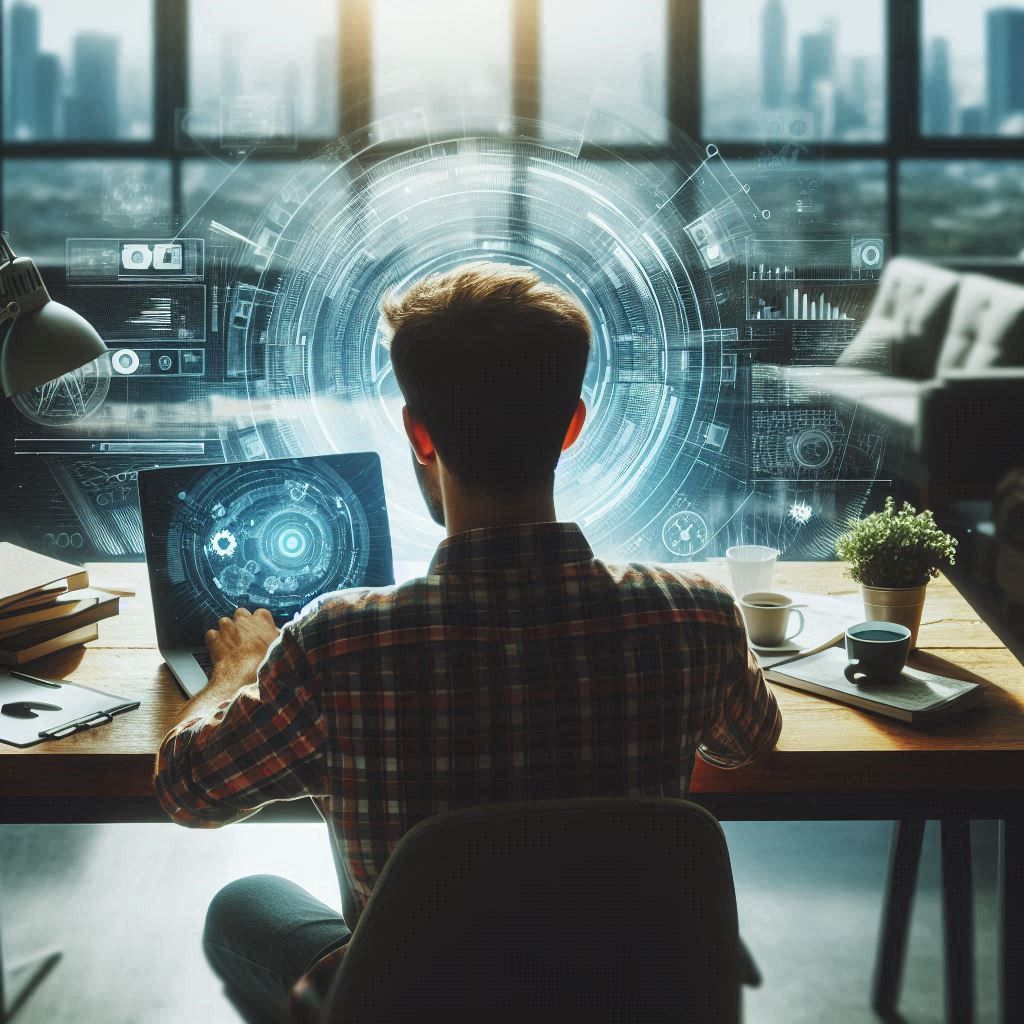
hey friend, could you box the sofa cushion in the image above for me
[936,274,1024,371]
[836,257,959,377]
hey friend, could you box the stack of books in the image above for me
[0,543,120,666]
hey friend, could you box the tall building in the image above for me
[220,34,243,101]
[7,2,40,139]
[987,8,1024,133]
[35,52,61,139]
[841,55,871,133]
[924,37,954,135]
[811,79,836,138]
[638,53,663,115]
[960,105,987,135]
[761,0,786,110]
[70,32,120,137]
[796,27,834,110]
[312,33,336,134]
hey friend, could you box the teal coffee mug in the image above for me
[844,621,912,684]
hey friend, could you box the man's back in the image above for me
[160,264,782,1016]
[156,522,781,917]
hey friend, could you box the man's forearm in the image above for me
[170,655,262,729]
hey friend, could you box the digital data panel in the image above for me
[2,85,891,567]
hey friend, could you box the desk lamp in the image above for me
[0,234,107,397]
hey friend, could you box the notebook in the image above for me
[764,647,983,724]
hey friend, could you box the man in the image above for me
[155,262,782,1022]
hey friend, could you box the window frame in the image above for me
[0,0,1020,254]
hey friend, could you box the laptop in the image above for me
[139,452,394,697]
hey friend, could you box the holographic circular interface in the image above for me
[201,92,880,563]
[170,461,370,620]
[12,356,111,426]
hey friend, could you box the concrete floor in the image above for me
[0,819,1000,1023]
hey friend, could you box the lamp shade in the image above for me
[1,300,108,397]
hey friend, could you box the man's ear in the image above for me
[561,398,587,452]
[402,406,435,465]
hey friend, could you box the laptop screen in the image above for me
[139,453,394,648]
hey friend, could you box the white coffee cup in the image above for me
[738,591,806,648]
[726,545,779,597]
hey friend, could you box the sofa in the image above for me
[773,256,1024,511]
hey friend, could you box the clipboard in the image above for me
[0,669,140,747]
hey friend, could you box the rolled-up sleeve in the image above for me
[154,627,327,826]
[698,604,782,770]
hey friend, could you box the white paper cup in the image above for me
[726,545,779,596]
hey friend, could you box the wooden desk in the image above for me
[1,561,1022,1023]
[2,560,1020,806]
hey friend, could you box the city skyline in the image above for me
[3,0,150,140]
[923,4,1024,135]
[189,0,338,136]
[704,0,886,141]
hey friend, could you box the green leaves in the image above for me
[835,496,958,588]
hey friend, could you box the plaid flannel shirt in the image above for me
[155,522,780,993]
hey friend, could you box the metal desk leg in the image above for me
[940,816,975,1024]
[0,885,61,1023]
[872,818,926,1016]
[999,815,1024,1024]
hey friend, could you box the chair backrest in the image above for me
[321,797,741,1024]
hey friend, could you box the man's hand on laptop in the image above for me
[167,608,281,725]
[205,607,280,678]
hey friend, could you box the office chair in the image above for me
[321,797,746,1023]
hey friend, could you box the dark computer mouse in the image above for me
[1,701,63,719]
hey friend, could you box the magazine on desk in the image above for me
[749,591,864,669]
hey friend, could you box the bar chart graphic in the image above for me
[744,238,886,323]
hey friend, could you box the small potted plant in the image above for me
[835,497,958,648]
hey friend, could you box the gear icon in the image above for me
[788,501,813,525]
[210,529,237,558]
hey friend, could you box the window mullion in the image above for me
[340,0,372,138]
[155,0,188,222]
[668,0,700,141]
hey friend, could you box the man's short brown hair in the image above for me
[382,262,591,494]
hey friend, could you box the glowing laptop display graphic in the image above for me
[139,453,394,696]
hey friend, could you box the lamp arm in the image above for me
[0,301,21,326]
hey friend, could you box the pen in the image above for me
[10,670,61,688]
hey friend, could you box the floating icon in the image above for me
[111,349,141,375]
[154,243,183,270]
[852,238,885,276]
[210,529,237,557]
[121,243,153,271]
